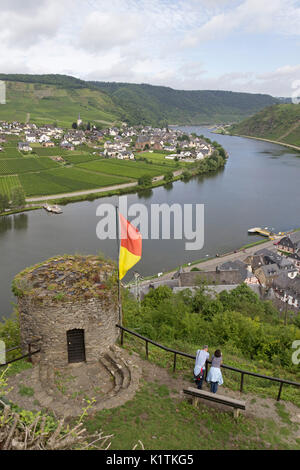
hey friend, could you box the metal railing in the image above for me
[0,342,40,368]
[117,324,300,401]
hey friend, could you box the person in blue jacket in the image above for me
[206,349,223,394]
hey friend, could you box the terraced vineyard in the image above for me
[0,176,21,197]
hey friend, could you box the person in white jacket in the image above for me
[193,346,209,390]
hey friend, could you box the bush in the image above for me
[123,284,300,371]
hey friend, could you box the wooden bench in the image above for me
[183,387,246,418]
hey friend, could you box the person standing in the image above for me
[207,349,223,394]
[194,346,209,390]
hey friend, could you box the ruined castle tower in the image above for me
[14,255,119,367]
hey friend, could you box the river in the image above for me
[1,127,300,319]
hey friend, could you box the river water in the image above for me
[1,127,300,319]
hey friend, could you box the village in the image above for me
[132,232,300,316]
[0,116,213,163]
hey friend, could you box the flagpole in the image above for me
[115,205,122,327]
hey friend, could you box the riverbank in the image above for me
[0,173,181,217]
[0,205,42,217]
[0,155,224,216]
[231,134,300,152]
[127,236,275,286]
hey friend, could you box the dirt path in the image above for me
[238,134,300,152]
[278,121,300,141]
[26,181,139,203]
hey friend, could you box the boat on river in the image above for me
[248,227,285,240]
[43,204,63,214]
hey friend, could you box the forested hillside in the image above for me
[90,81,279,125]
[0,73,279,126]
[229,104,300,147]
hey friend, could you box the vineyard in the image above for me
[78,159,168,179]
[0,139,177,199]
[0,147,22,159]
[0,157,59,175]
[19,167,132,196]
[0,176,21,197]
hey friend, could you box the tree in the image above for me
[0,193,9,213]
[164,171,173,183]
[86,122,91,131]
[10,187,26,209]
[138,175,152,187]
[72,122,78,130]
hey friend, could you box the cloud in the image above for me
[0,0,68,47]
[0,0,299,97]
[79,11,143,52]
[182,0,300,46]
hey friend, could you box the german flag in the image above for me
[119,213,142,280]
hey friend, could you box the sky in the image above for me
[0,0,300,96]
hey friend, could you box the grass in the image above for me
[85,380,299,450]
[18,385,35,397]
[275,402,292,424]
[120,335,300,407]
[4,360,33,377]
[137,152,179,167]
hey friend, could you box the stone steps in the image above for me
[8,346,142,418]
[99,354,122,395]
[106,348,131,389]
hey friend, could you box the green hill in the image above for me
[229,103,300,147]
[0,73,279,127]
[90,81,279,125]
[0,78,122,128]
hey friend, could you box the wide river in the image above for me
[1,127,300,319]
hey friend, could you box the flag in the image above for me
[119,213,142,280]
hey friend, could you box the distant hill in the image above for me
[0,73,279,126]
[89,81,279,125]
[0,78,122,128]
[229,104,300,147]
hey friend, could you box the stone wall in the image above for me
[179,270,244,287]
[19,296,119,367]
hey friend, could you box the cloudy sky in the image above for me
[0,0,300,96]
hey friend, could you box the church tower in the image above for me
[77,113,83,127]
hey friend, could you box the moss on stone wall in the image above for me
[12,254,118,304]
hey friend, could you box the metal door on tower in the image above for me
[67,329,86,363]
